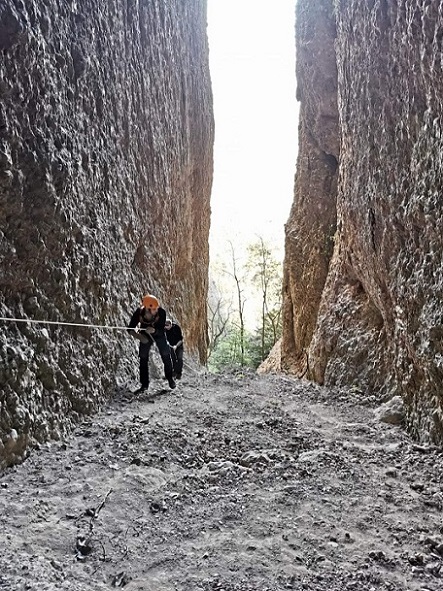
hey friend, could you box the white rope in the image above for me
[0,315,196,371]
[0,316,132,331]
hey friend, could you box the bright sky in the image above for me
[207,0,299,259]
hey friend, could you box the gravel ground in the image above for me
[1,370,443,591]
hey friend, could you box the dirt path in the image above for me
[1,371,442,591]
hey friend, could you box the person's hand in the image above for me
[146,327,155,334]
[132,332,149,343]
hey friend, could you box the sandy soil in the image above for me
[1,371,443,591]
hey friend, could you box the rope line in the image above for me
[0,316,131,331]
[0,316,197,372]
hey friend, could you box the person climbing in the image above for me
[128,294,176,393]
[165,318,184,380]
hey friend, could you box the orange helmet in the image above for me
[142,294,159,311]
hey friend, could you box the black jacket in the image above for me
[128,306,167,334]
[166,323,183,347]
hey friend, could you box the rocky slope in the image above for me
[282,0,443,443]
[0,0,213,467]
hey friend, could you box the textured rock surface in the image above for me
[282,0,443,443]
[282,0,339,376]
[0,0,213,467]
[257,338,281,375]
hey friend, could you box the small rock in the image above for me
[374,396,404,425]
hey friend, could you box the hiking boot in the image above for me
[168,377,176,390]
[133,385,149,395]
[175,374,182,380]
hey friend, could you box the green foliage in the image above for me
[207,236,283,372]
[208,325,254,371]
[208,316,282,372]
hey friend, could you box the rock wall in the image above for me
[282,0,339,375]
[283,0,443,443]
[0,0,213,467]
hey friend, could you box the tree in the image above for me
[207,291,230,358]
[228,241,247,366]
[207,324,257,371]
[207,238,283,371]
[207,263,231,359]
[246,237,282,362]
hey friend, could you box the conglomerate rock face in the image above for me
[0,0,213,467]
[283,0,443,443]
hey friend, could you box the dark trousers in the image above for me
[139,332,173,387]
[170,345,184,377]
